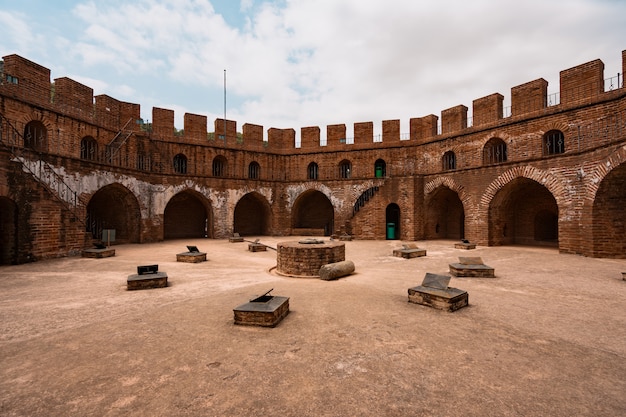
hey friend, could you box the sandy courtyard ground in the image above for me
[1,238,625,417]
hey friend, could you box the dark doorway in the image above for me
[425,186,465,240]
[234,192,271,236]
[488,178,558,247]
[385,203,400,240]
[86,184,141,243]
[164,191,211,239]
[292,190,334,236]
[592,162,626,258]
[0,196,17,265]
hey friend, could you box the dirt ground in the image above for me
[1,238,625,417]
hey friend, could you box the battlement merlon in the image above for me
[1,54,51,107]
[472,93,504,127]
[53,77,94,120]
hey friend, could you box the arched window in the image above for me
[543,130,565,155]
[80,136,98,161]
[173,153,187,174]
[339,160,351,179]
[248,161,260,179]
[374,159,386,178]
[137,153,150,171]
[212,155,227,177]
[442,151,456,171]
[307,162,319,180]
[23,121,47,152]
[483,138,507,165]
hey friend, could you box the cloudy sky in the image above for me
[1,0,625,138]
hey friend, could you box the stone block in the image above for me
[248,243,267,252]
[127,272,168,290]
[449,257,495,277]
[319,260,355,280]
[81,248,115,258]
[229,233,244,243]
[408,285,468,312]
[393,243,426,258]
[176,252,207,263]
[233,296,290,327]
[454,242,476,250]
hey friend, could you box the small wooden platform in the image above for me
[81,248,115,258]
[233,294,290,327]
[393,243,426,258]
[449,257,495,277]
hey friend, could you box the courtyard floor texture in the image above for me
[1,238,625,417]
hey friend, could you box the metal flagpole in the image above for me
[223,69,226,142]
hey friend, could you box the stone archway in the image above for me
[86,184,141,243]
[0,196,18,265]
[292,189,334,236]
[233,192,272,236]
[591,162,626,258]
[424,186,465,240]
[488,178,558,247]
[164,190,211,239]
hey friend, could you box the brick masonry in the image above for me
[0,50,625,264]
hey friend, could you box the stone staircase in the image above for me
[0,113,96,235]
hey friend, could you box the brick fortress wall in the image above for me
[0,50,625,263]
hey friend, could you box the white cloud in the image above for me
[3,0,625,133]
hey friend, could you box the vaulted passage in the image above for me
[592,162,626,258]
[425,186,465,240]
[234,192,271,236]
[0,196,17,265]
[488,178,558,247]
[87,184,141,243]
[164,191,211,239]
[292,190,334,236]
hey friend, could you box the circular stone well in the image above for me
[276,238,345,277]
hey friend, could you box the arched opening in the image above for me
[442,151,456,171]
[385,203,400,240]
[80,136,98,161]
[374,159,386,178]
[488,178,558,247]
[307,162,319,180]
[339,160,351,179]
[543,130,565,155]
[23,121,47,152]
[292,190,334,236]
[212,155,227,177]
[86,184,141,243]
[483,137,507,165]
[164,190,211,239]
[234,192,272,236]
[173,153,187,174]
[0,196,18,265]
[248,161,260,179]
[425,186,465,240]
[592,162,626,258]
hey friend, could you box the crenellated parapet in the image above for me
[1,50,624,154]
